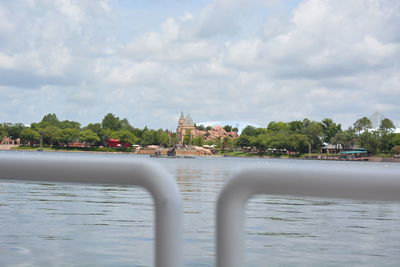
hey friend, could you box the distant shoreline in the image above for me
[1,148,135,155]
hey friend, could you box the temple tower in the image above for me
[178,111,185,126]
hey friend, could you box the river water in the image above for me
[1,151,400,266]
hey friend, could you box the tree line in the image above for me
[0,113,174,148]
[1,113,399,155]
[236,117,400,155]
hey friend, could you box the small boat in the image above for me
[339,149,368,161]
[149,145,195,159]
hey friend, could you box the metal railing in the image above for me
[0,154,182,267]
[216,165,400,267]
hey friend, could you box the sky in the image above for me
[0,0,399,130]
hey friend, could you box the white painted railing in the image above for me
[216,165,400,267]
[0,154,182,267]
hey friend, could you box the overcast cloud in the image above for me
[0,0,399,129]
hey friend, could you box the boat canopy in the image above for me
[340,150,367,154]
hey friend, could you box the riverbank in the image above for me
[1,147,134,154]
[221,151,400,162]
[0,144,19,150]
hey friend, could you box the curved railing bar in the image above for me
[217,165,400,267]
[0,153,182,267]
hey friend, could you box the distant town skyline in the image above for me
[0,0,399,130]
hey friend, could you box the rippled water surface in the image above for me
[1,151,400,266]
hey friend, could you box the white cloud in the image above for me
[124,16,219,63]
[354,35,399,65]
[179,12,194,22]
[225,39,263,69]
[0,0,399,128]
[0,52,16,69]
[98,59,165,87]
[0,7,14,34]
[161,18,180,41]
[378,73,400,95]
[56,0,86,32]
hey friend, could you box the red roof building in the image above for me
[106,138,131,148]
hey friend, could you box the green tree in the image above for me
[241,126,258,136]
[169,132,179,146]
[0,124,7,140]
[103,128,115,139]
[41,113,60,127]
[79,129,100,145]
[132,127,143,139]
[85,123,103,135]
[353,117,372,134]
[111,130,139,145]
[205,139,216,146]
[214,137,223,151]
[55,128,79,145]
[379,132,395,153]
[268,133,289,150]
[288,120,304,133]
[222,137,234,151]
[236,135,253,148]
[192,136,205,146]
[390,134,400,147]
[331,129,356,150]
[288,134,309,153]
[141,130,155,146]
[2,123,26,139]
[139,129,168,146]
[301,121,323,152]
[39,126,62,146]
[358,131,380,154]
[20,128,40,146]
[196,125,206,131]
[183,129,192,145]
[253,134,270,152]
[120,118,134,131]
[102,113,122,131]
[267,121,288,132]
[376,118,395,153]
[59,120,81,129]
[154,129,169,146]
[301,118,312,128]
[392,145,400,155]
[320,118,342,143]
[84,123,104,145]
[380,118,395,132]
[223,125,233,132]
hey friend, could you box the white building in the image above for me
[369,111,386,129]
